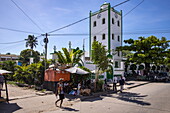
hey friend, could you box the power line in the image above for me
[113,0,130,8]
[0,26,41,35]
[0,35,42,45]
[48,17,89,34]
[11,0,44,33]
[0,41,25,52]
[95,0,145,35]
[48,0,130,34]
[124,0,144,17]
[48,30,170,36]
[0,40,25,44]
[1,0,143,45]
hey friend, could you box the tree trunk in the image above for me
[94,66,99,92]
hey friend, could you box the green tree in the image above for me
[19,49,40,65]
[55,47,84,68]
[14,65,30,84]
[25,35,38,50]
[116,36,170,73]
[91,41,110,81]
[0,60,16,80]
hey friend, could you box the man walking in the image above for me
[55,78,65,108]
[113,76,118,92]
[119,76,125,93]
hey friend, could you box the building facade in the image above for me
[88,2,124,77]
[0,54,19,61]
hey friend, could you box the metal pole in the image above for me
[4,76,9,103]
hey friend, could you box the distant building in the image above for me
[0,54,19,61]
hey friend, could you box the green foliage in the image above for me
[116,36,170,70]
[91,41,110,84]
[0,60,16,80]
[14,65,30,84]
[25,35,38,50]
[13,60,50,86]
[55,47,84,68]
[79,66,91,73]
[92,41,109,72]
[19,49,40,65]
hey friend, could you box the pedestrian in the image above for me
[55,78,65,108]
[113,76,118,92]
[119,76,125,93]
[0,74,4,98]
[77,82,81,95]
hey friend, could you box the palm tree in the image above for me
[25,35,38,50]
[56,47,84,68]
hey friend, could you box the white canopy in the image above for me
[65,67,89,75]
[0,69,12,74]
[49,64,55,68]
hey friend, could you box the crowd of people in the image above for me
[54,76,126,108]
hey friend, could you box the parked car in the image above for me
[155,72,169,82]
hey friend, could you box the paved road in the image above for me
[1,81,170,113]
[52,82,170,113]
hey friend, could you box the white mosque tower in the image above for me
[89,2,124,77]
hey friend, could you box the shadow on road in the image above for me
[102,91,151,106]
[116,92,151,106]
[81,96,103,102]
[0,102,22,113]
[61,106,79,112]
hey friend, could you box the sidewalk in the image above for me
[0,81,151,113]
[1,81,150,102]
[66,80,151,101]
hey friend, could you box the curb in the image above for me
[77,81,150,101]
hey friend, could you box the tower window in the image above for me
[102,18,105,24]
[94,36,97,41]
[117,21,120,27]
[112,18,114,24]
[93,21,96,27]
[118,51,120,56]
[115,61,119,68]
[118,35,120,42]
[102,34,105,40]
[112,34,114,40]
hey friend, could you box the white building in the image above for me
[0,54,19,61]
[86,2,124,79]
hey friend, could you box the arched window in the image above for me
[93,21,96,27]
[94,36,96,41]
[102,18,105,24]
[117,20,120,27]
[115,61,119,68]
[112,34,114,40]
[118,51,120,56]
[102,34,105,40]
[118,35,120,42]
[112,18,114,24]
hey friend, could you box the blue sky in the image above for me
[0,0,170,58]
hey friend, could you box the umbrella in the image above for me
[0,69,12,74]
[49,64,55,68]
[0,69,12,102]
[65,67,89,75]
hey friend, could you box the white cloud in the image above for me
[53,7,71,13]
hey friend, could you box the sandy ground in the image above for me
[1,84,37,99]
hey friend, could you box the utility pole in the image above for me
[43,33,49,70]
